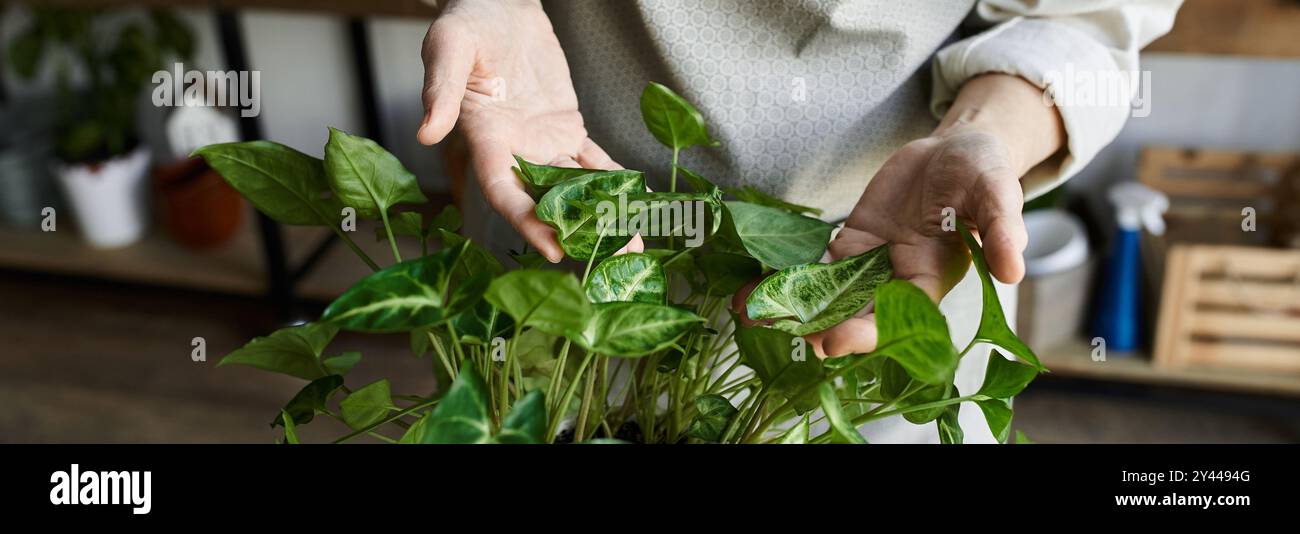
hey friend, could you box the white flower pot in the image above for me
[54,147,152,248]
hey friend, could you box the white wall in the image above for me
[1065,53,1300,230]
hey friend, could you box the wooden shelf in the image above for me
[1038,338,1300,398]
[1146,0,1300,58]
[0,204,424,302]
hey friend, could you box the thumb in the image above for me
[418,20,474,146]
[972,173,1028,284]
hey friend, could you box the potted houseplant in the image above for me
[198,83,1045,444]
[0,98,58,228]
[7,7,192,247]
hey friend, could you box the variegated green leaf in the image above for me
[534,170,644,260]
[320,244,465,333]
[584,253,666,304]
[450,298,515,345]
[400,363,491,444]
[512,156,594,197]
[938,404,964,444]
[684,394,738,442]
[485,270,591,337]
[568,302,704,357]
[746,245,891,336]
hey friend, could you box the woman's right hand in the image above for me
[418,0,624,262]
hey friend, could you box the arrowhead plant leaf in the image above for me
[497,390,547,444]
[685,394,738,442]
[959,221,1044,370]
[733,321,824,412]
[640,82,718,150]
[534,170,644,260]
[818,382,866,444]
[568,302,704,357]
[321,243,467,333]
[978,350,1039,399]
[272,375,344,428]
[513,156,595,197]
[873,280,959,385]
[194,141,344,227]
[401,363,491,444]
[324,127,427,219]
[721,201,833,269]
[217,322,339,380]
[340,379,396,431]
[745,245,892,336]
[585,253,667,304]
[486,270,592,337]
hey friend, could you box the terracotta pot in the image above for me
[154,156,243,249]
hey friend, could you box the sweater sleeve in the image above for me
[930,0,1182,198]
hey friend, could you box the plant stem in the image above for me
[670,146,680,193]
[575,358,598,442]
[748,348,892,439]
[807,394,978,444]
[426,331,456,380]
[546,350,597,442]
[333,398,438,444]
[668,146,680,249]
[546,340,573,414]
[379,209,402,263]
[498,328,520,420]
[331,226,381,271]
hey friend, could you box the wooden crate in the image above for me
[1154,244,1300,373]
[1138,146,1297,246]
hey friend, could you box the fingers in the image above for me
[730,278,764,327]
[811,315,878,358]
[468,136,565,263]
[576,138,623,170]
[613,234,645,256]
[827,226,887,261]
[972,175,1028,284]
[418,20,475,146]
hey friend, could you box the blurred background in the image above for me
[0,0,1297,443]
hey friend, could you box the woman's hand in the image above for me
[807,74,1066,357]
[418,0,626,262]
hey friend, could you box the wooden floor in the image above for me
[0,269,1296,444]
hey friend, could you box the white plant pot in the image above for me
[54,147,152,248]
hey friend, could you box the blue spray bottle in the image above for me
[1091,182,1168,352]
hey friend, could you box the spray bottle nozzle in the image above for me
[1108,182,1169,236]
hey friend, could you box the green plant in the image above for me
[196,82,1045,444]
[7,7,192,162]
